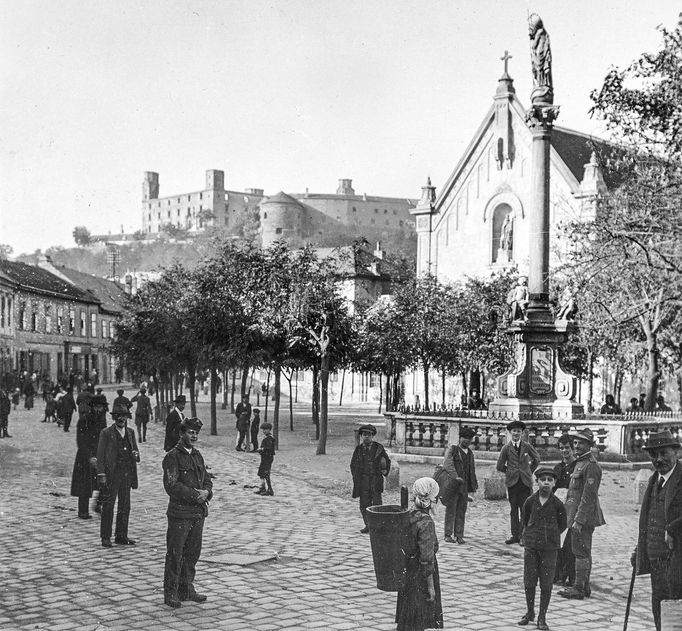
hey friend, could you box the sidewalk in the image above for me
[0,403,655,631]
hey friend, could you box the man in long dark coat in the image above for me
[441,427,478,544]
[97,401,140,547]
[632,430,682,631]
[131,386,153,443]
[164,395,186,452]
[350,424,391,534]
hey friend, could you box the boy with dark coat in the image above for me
[255,422,275,496]
[518,466,567,630]
[350,424,391,534]
[496,419,541,544]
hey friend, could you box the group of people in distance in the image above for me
[349,420,682,631]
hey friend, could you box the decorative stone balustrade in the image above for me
[385,409,682,462]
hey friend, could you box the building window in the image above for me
[200,192,203,200]
[19,303,26,331]
[57,306,63,334]
[80,311,86,337]
[370,218,375,224]
[91,313,97,337]
[399,220,404,227]
[167,210,171,218]
[102,319,108,339]
[224,217,228,225]
[374,208,379,214]
[384,209,388,214]
[69,309,75,335]
[369,373,378,387]
[110,322,116,339]
[352,207,357,213]
[45,304,52,334]
[275,227,283,234]
[0,295,5,328]
[263,212,267,219]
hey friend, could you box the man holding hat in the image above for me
[497,419,541,544]
[441,426,478,544]
[96,399,140,548]
[164,394,186,452]
[632,430,682,630]
[558,428,605,600]
[163,417,213,608]
[350,424,391,534]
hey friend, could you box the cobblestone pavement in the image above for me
[0,403,656,631]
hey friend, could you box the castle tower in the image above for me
[206,169,225,191]
[260,192,305,248]
[143,172,159,201]
[336,179,355,195]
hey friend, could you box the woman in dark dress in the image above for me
[70,394,108,519]
[396,477,444,631]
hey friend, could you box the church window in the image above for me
[497,139,504,170]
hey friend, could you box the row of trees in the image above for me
[110,238,519,454]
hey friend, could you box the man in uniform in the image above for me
[350,424,391,534]
[632,430,682,631]
[441,427,478,544]
[558,428,605,599]
[164,394,186,452]
[163,417,213,608]
[97,401,140,548]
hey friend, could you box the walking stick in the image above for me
[623,564,637,631]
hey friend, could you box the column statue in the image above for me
[528,14,553,105]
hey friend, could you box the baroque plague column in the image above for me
[490,15,583,419]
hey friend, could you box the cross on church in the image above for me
[501,50,512,75]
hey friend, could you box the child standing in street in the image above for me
[255,422,275,496]
[250,408,261,452]
[518,466,567,630]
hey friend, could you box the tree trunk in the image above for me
[461,371,468,408]
[338,369,346,406]
[378,375,383,414]
[209,365,218,436]
[423,361,430,410]
[316,354,330,455]
[264,368,271,422]
[615,368,624,408]
[187,364,197,418]
[385,374,391,411]
[441,367,446,408]
[644,330,660,411]
[312,365,320,440]
[587,351,594,413]
[240,361,249,397]
[289,376,294,431]
[273,364,281,450]
[230,369,236,413]
[221,369,228,410]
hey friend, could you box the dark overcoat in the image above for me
[70,414,101,497]
[440,445,477,503]
[635,460,682,576]
[164,410,182,452]
[350,441,391,498]
[96,424,139,489]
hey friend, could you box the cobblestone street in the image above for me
[0,402,656,630]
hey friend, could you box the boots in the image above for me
[559,561,588,600]
[536,589,550,629]
[518,590,535,625]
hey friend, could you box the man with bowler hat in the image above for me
[497,419,540,544]
[164,394,186,452]
[632,430,682,630]
[441,426,478,544]
[558,428,605,600]
[163,417,213,608]
[350,424,391,534]
[96,400,140,548]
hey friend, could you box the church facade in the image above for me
[411,69,608,285]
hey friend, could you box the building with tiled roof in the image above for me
[0,257,127,387]
[411,66,611,283]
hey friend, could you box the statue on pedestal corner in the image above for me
[556,284,578,321]
[507,277,529,322]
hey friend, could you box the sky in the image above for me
[0,0,679,256]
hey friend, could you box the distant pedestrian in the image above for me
[250,408,261,452]
[70,394,108,519]
[11,387,20,411]
[395,477,443,631]
[558,428,605,600]
[0,388,11,438]
[467,390,486,411]
[656,395,672,412]
[255,422,275,496]
[235,394,251,452]
[59,387,77,432]
[631,430,682,631]
[131,386,153,443]
[440,427,477,544]
[96,401,140,548]
[599,394,621,415]
[639,392,647,410]
[164,395,186,452]
[43,393,57,423]
[113,389,132,413]
[350,424,391,534]
[163,417,212,608]
[23,380,35,410]
[496,419,540,544]
[626,397,640,413]
[552,435,576,587]
[518,466,567,630]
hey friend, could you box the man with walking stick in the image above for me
[631,430,682,631]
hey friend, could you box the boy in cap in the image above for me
[497,419,541,544]
[255,423,275,496]
[558,428,605,600]
[350,424,391,533]
[518,466,567,630]
[441,426,478,544]
[631,430,682,631]
[163,417,213,608]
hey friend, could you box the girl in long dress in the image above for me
[396,477,444,631]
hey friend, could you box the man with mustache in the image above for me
[632,430,682,631]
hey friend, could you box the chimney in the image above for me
[336,179,355,195]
